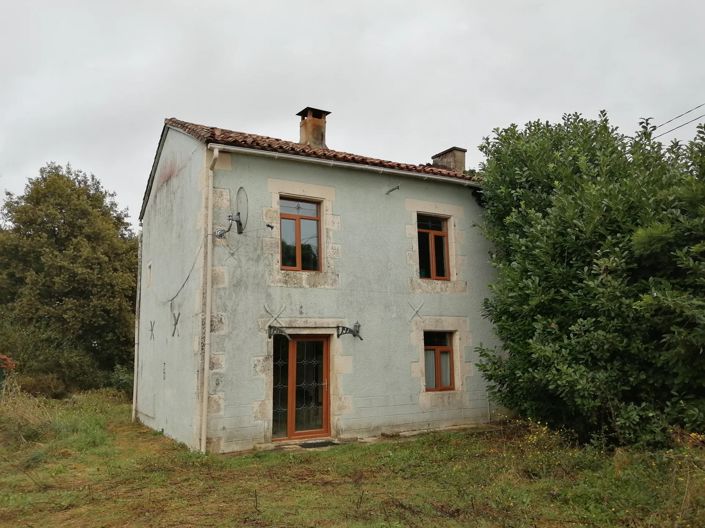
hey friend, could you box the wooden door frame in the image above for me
[274,334,330,441]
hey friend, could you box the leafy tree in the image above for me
[477,113,705,445]
[0,163,137,391]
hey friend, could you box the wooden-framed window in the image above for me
[280,197,321,271]
[424,331,454,391]
[417,214,449,280]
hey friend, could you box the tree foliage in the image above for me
[478,113,705,445]
[0,163,137,392]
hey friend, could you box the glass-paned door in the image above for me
[272,335,329,440]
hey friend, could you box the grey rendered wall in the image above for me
[135,129,206,449]
[207,153,499,453]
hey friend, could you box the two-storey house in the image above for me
[133,107,499,453]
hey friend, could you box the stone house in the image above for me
[133,107,499,453]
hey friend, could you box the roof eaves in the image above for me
[139,123,171,221]
[156,118,481,193]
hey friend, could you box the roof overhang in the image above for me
[140,121,483,221]
[206,142,483,189]
[139,124,170,221]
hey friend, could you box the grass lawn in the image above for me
[1,388,704,527]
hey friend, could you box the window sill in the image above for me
[268,268,340,289]
[419,388,465,407]
[409,276,467,294]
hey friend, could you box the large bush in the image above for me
[477,113,705,445]
[0,164,137,392]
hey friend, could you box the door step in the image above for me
[300,439,339,449]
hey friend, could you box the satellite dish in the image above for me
[235,187,248,234]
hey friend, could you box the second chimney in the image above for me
[297,107,330,149]
[431,147,467,173]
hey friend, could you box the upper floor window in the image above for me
[424,331,454,391]
[280,197,320,271]
[417,214,449,280]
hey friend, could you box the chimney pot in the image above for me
[431,146,467,173]
[297,106,331,149]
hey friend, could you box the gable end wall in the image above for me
[135,129,207,449]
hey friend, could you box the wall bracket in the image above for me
[268,325,292,340]
[336,321,363,340]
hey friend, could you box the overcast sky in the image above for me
[1,1,704,227]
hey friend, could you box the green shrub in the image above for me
[109,363,134,394]
[15,373,68,399]
[478,115,705,445]
[0,318,106,394]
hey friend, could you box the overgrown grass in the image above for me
[1,384,703,527]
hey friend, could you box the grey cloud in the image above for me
[1,0,704,226]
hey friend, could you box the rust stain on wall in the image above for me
[158,155,178,186]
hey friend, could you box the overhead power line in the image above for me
[655,102,705,129]
[654,113,705,139]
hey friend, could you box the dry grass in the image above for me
[0,377,52,445]
[1,386,704,527]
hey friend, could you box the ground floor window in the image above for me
[424,331,454,391]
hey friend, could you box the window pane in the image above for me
[418,231,431,278]
[434,234,447,278]
[300,201,318,216]
[440,351,451,387]
[281,218,297,267]
[280,199,299,215]
[281,198,318,217]
[295,340,324,432]
[424,349,436,389]
[300,219,319,271]
[424,332,449,346]
[417,214,444,231]
[272,336,289,438]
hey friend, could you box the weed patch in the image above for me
[0,391,704,527]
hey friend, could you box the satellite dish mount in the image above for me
[214,187,248,238]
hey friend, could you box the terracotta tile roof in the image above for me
[165,118,479,182]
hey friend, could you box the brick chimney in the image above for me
[431,147,467,173]
[297,107,330,149]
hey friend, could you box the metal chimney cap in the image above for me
[296,107,331,119]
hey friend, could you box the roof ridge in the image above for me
[164,117,479,182]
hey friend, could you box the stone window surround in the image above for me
[263,179,340,289]
[410,316,473,410]
[405,198,467,294]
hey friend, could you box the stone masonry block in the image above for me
[208,393,224,415]
[213,188,231,210]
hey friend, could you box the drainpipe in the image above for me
[200,147,219,452]
[131,231,143,422]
